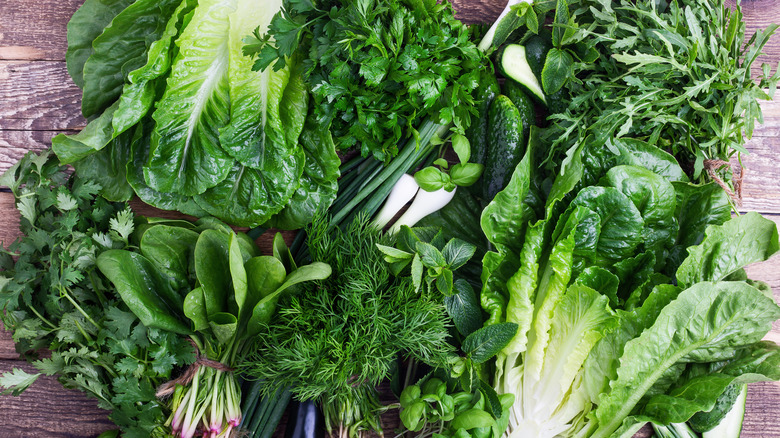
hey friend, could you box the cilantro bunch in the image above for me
[0,152,195,437]
[246,0,489,161]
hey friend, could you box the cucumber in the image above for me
[483,95,526,201]
[690,384,746,434]
[496,44,546,105]
[546,86,569,116]
[503,80,535,141]
[523,32,553,81]
[701,384,747,438]
[466,69,500,167]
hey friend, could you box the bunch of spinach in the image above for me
[241,214,455,438]
[246,0,489,162]
[522,0,780,182]
[52,0,340,229]
[477,127,780,438]
[0,152,196,437]
[96,220,330,438]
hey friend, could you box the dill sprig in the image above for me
[240,214,454,438]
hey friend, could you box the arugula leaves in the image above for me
[537,0,780,182]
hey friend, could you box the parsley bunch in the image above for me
[245,0,489,161]
[0,152,195,437]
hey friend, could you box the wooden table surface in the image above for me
[0,0,779,437]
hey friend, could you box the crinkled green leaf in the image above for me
[144,0,236,196]
[677,212,779,288]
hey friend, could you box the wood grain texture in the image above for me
[0,0,82,61]
[0,360,115,438]
[0,61,85,131]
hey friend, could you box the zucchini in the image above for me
[701,384,747,438]
[483,95,526,201]
[466,69,500,167]
[503,80,535,141]
[496,44,546,105]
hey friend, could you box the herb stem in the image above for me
[59,285,102,331]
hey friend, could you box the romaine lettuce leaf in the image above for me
[264,117,340,230]
[145,0,236,196]
[113,0,198,136]
[591,281,780,437]
[677,212,780,288]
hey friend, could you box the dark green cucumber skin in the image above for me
[467,68,501,167]
[503,80,536,141]
[689,384,742,433]
[546,87,569,116]
[484,95,526,201]
[523,32,553,82]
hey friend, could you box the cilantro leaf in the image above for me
[0,368,41,396]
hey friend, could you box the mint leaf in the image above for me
[462,323,518,364]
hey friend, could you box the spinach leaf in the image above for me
[96,250,191,335]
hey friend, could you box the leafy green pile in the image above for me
[96,219,330,437]
[246,0,489,161]
[512,0,779,181]
[53,0,339,228]
[477,128,780,438]
[0,152,195,437]
[241,215,454,438]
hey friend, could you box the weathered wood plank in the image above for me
[0,130,72,172]
[0,0,82,61]
[736,135,780,214]
[0,61,85,131]
[0,360,115,438]
[744,381,780,438]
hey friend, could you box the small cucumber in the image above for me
[483,95,526,201]
[690,384,746,434]
[701,384,747,438]
[466,68,501,167]
[503,80,535,141]
[496,44,546,105]
[523,32,553,81]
